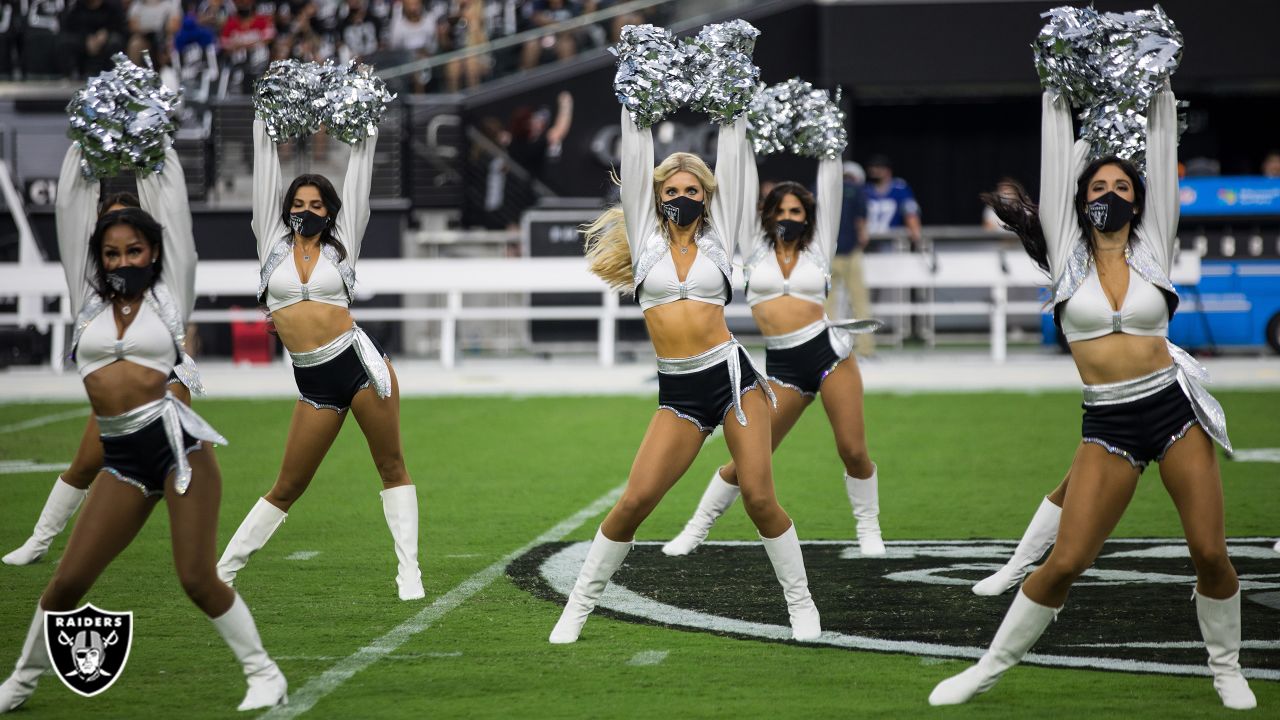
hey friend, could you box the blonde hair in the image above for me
[582,152,717,293]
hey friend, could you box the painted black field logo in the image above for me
[43,604,134,698]
[510,538,1280,681]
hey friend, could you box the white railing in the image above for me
[0,251,1201,370]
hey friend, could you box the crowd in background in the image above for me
[0,0,665,93]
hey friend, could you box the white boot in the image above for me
[381,485,425,601]
[929,589,1059,705]
[216,498,287,586]
[1196,590,1257,710]
[845,465,885,556]
[662,468,740,557]
[1273,539,1279,554]
[973,497,1062,596]
[761,524,822,641]
[0,606,49,713]
[209,593,288,711]
[3,478,88,566]
[549,527,632,644]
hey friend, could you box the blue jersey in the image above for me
[865,179,920,232]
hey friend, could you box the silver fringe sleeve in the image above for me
[66,52,181,180]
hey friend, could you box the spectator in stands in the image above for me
[0,0,22,79]
[387,0,437,92]
[1262,150,1280,178]
[60,0,128,77]
[335,0,381,64]
[981,177,1026,231]
[828,161,874,357]
[519,0,579,71]
[127,0,182,69]
[196,0,230,33]
[220,0,275,91]
[507,89,572,186]
[863,154,922,250]
[21,0,65,78]
[440,0,490,92]
[174,2,219,122]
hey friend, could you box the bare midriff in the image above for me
[644,300,732,359]
[1070,333,1173,385]
[751,295,826,337]
[83,362,168,416]
[270,301,355,353]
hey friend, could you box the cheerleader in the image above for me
[930,87,1255,710]
[662,154,884,558]
[549,106,822,645]
[215,119,424,602]
[0,144,286,713]
[4,156,206,568]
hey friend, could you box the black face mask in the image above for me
[106,264,155,299]
[661,196,703,227]
[776,219,806,243]
[1086,191,1136,233]
[290,210,329,237]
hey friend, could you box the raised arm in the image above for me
[334,128,378,264]
[1139,86,1178,273]
[619,108,657,262]
[812,158,842,263]
[138,141,197,319]
[54,144,98,316]
[708,115,754,261]
[252,118,288,261]
[1039,91,1090,282]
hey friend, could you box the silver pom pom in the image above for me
[1034,4,1184,170]
[611,24,683,129]
[66,52,181,180]
[253,59,333,142]
[320,61,396,145]
[747,78,846,160]
[685,19,761,124]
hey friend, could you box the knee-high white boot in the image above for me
[761,524,822,641]
[662,468,740,557]
[1196,590,1257,710]
[3,478,88,566]
[973,497,1061,596]
[0,606,49,713]
[381,485,425,601]
[549,527,632,644]
[209,593,288,712]
[216,498,287,586]
[929,589,1059,705]
[845,465,885,556]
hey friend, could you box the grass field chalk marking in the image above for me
[627,650,669,666]
[0,408,89,435]
[285,551,320,561]
[261,482,625,719]
[0,460,70,475]
[1230,448,1280,463]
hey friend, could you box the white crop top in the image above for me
[745,250,827,307]
[1059,266,1168,342]
[75,302,178,377]
[265,254,349,313]
[637,249,729,311]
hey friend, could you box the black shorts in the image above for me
[766,329,848,397]
[657,349,762,433]
[292,338,387,413]
[101,417,201,498]
[1081,381,1200,472]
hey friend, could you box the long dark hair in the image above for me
[88,208,165,299]
[985,156,1145,274]
[97,191,139,218]
[761,181,816,251]
[281,174,347,262]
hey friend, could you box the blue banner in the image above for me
[1179,176,1280,217]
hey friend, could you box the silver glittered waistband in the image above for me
[1082,364,1177,406]
[96,393,228,495]
[764,320,828,350]
[289,325,391,399]
[656,337,777,427]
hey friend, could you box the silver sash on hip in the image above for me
[96,393,228,495]
[764,317,883,355]
[656,337,777,427]
[171,352,206,396]
[1081,365,1177,406]
[288,325,391,399]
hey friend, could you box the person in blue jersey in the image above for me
[863,155,921,249]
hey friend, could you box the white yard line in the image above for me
[262,482,625,719]
[0,408,88,435]
[0,460,68,474]
[626,650,669,666]
[284,551,320,561]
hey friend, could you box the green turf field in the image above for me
[0,390,1277,718]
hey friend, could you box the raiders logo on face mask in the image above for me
[44,604,134,697]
